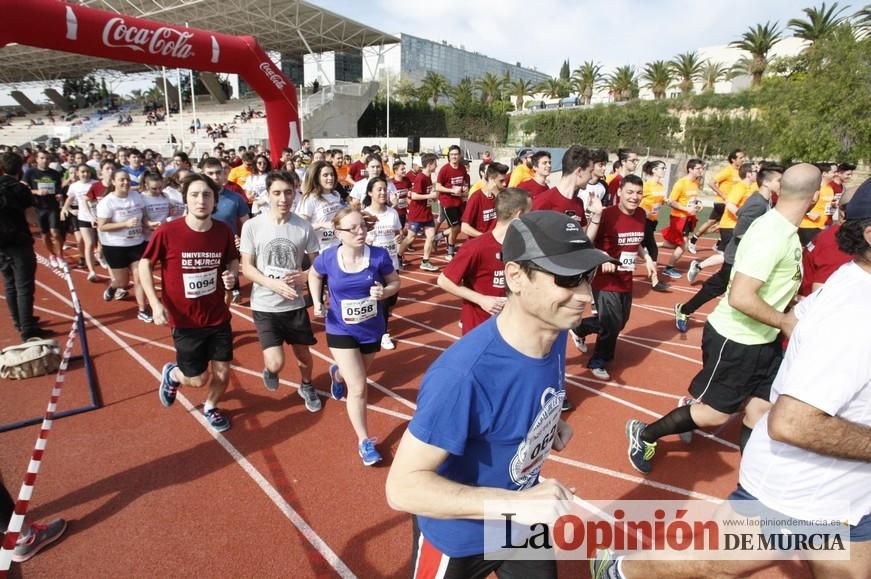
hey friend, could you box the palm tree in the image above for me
[475,73,504,104]
[730,21,783,88]
[129,89,143,104]
[700,61,730,93]
[507,79,536,111]
[419,72,450,106]
[607,66,638,102]
[571,61,604,105]
[641,60,673,100]
[537,77,566,100]
[788,2,847,47]
[450,77,475,108]
[670,51,704,96]
[853,4,871,35]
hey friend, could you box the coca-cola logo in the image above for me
[102,17,194,59]
[259,62,287,90]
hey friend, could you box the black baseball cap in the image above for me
[844,178,871,221]
[502,211,616,276]
[517,148,534,158]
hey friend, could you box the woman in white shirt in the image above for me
[60,164,99,281]
[244,154,271,215]
[296,161,345,253]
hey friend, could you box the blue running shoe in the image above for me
[590,548,620,579]
[159,363,180,407]
[329,364,346,400]
[663,266,682,279]
[626,419,656,474]
[358,438,382,466]
[204,408,230,432]
[675,303,689,333]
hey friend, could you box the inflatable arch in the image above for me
[0,0,300,164]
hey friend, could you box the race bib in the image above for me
[183,269,218,299]
[264,265,291,280]
[396,196,408,209]
[321,229,335,243]
[617,251,637,272]
[382,240,397,257]
[37,182,56,195]
[341,297,376,324]
[126,225,142,239]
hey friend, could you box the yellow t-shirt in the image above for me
[800,183,835,229]
[605,174,617,186]
[641,180,666,222]
[508,164,535,188]
[468,179,484,197]
[719,181,752,229]
[749,182,759,193]
[668,176,701,219]
[714,165,740,200]
[227,165,252,188]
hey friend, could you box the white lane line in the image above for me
[621,334,700,351]
[618,337,702,365]
[397,296,461,311]
[565,373,682,401]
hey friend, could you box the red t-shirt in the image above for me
[828,181,844,226]
[408,172,434,223]
[348,160,367,182]
[436,163,469,209]
[531,187,588,226]
[592,206,646,293]
[441,232,505,334]
[140,218,239,329]
[607,174,623,206]
[798,224,851,296]
[392,176,412,216]
[517,179,549,198]
[87,181,108,201]
[461,191,497,234]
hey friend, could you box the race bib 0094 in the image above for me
[183,269,218,299]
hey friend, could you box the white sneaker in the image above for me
[380,333,395,350]
[591,367,610,380]
[687,238,698,255]
[687,260,702,284]
[570,330,588,353]
[49,255,59,269]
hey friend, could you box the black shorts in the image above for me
[326,333,380,354]
[441,206,463,227]
[76,218,93,229]
[37,208,61,234]
[709,202,725,222]
[171,320,233,377]
[689,322,782,414]
[253,309,317,349]
[717,228,734,251]
[102,242,145,269]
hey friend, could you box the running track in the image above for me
[1,238,810,578]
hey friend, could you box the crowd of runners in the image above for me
[1,136,868,578]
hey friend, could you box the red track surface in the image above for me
[1,238,810,578]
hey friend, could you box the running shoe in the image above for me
[687,236,698,255]
[380,333,395,350]
[569,329,588,353]
[591,367,610,381]
[137,309,153,323]
[159,362,180,407]
[626,419,656,474]
[663,266,682,279]
[49,255,60,269]
[11,518,68,563]
[674,303,689,333]
[651,281,671,292]
[329,363,346,400]
[420,260,439,272]
[262,369,279,391]
[687,260,702,284]
[561,398,574,412]
[678,396,696,444]
[204,407,230,432]
[231,289,241,304]
[114,288,128,301]
[589,549,620,579]
[87,271,98,282]
[102,286,116,301]
[358,438,382,466]
[298,382,322,412]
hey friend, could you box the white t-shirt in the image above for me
[739,262,871,525]
[244,173,269,214]
[96,191,146,247]
[365,205,403,270]
[295,191,344,251]
[350,178,397,205]
[68,180,96,222]
[163,187,185,220]
[142,194,172,240]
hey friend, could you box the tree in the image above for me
[559,60,571,82]
[129,89,144,104]
[475,73,504,104]
[571,61,604,105]
[700,61,730,93]
[394,78,418,104]
[62,75,101,107]
[730,21,783,87]
[670,51,704,96]
[788,2,847,48]
[641,60,673,100]
[450,77,475,110]
[419,72,450,106]
[537,77,566,99]
[508,79,536,111]
[607,66,638,102]
[853,4,871,35]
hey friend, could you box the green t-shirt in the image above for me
[709,209,802,345]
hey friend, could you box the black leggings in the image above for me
[642,219,659,261]
[682,262,732,315]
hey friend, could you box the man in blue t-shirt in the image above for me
[386,211,615,578]
[121,148,147,189]
[202,158,250,303]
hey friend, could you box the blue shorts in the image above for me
[729,485,870,542]
[407,220,435,235]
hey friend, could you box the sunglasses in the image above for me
[525,261,596,289]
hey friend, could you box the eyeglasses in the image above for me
[525,261,596,289]
[334,224,368,233]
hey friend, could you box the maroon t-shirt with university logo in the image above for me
[531,187,588,226]
[518,179,549,199]
[461,191,497,234]
[348,160,367,183]
[141,218,239,329]
[436,163,469,209]
[392,176,412,217]
[592,205,646,293]
[441,232,505,334]
[408,172,434,223]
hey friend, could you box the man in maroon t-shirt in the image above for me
[532,145,603,238]
[139,173,240,433]
[434,145,470,258]
[404,153,440,271]
[518,151,551,199]
[571,175,655,381]
[798,183,858,296]
[438,187,531,334]
[461,162,508,238]
[391,159,412,226]
[606,148,639,206]
[347,146,371,184]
